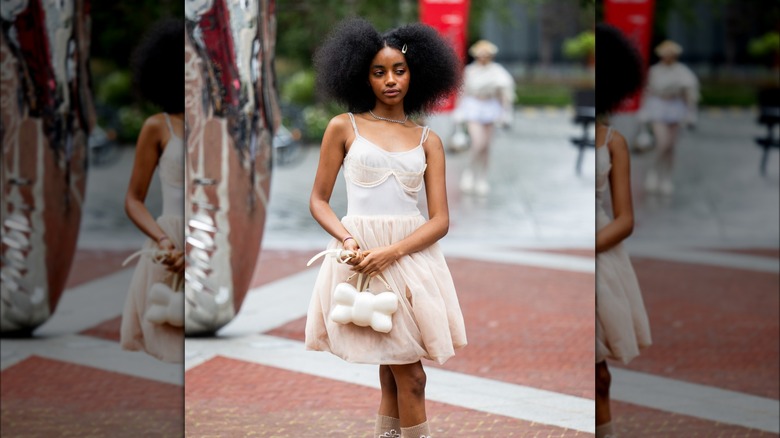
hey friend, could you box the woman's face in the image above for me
[368,46,410,107]
[475,53,493,65]
[660,53,677,64]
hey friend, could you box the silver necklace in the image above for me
[369,110,408,124]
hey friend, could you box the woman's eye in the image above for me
[395,69,406,75]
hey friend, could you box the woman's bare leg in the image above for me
[389,361,427,427]
[375,365,402,436]
[379,364,400,418]
[595,361,612,426]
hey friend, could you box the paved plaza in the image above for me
[1,107,777,437]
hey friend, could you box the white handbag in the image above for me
[307,248,398,333]
[123,248,184,327]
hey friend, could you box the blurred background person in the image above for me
[639,39,699,195]
[454,39,515,196]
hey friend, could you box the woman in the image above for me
[454,39,515,196]
[595,23,653,438]
[640,40,699,195]
[305,18,467,437]
[121,19,185,363]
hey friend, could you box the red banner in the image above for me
[419,0,469,111]
[604,0,655,112]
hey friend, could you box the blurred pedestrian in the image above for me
[454,39,515,196]
[121,19,185,363]
[639,39,700,195]
[306,18,467,438]
[594,23,653,438]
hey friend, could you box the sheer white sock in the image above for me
[374,415,401,438]
[595,421,616,438]
[401,421,431,438]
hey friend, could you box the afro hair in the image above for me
[595,23,645,116]
[131,18,184,113]
[314,18,462,115]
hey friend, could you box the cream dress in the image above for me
[596,127,652,364]
[305,113,467,365]
[120,114,184,363]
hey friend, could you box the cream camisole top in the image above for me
[343,113,428,216]
[159,113,184,218]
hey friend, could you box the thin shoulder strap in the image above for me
[163,113,175,136]
[346,112,359,135]
[420,126,430,145]
[603,126,613,147]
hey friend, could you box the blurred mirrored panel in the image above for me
[597,0,779,436]
[183,0,278,336]
[2,1,184,435]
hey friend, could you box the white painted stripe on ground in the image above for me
[216,268,320,336]
[184,260,780,434]
[1,335,182,385]
[441,244,595,273]
[34,268,134,336]
[185,334,596,434]
[0,268,182,385]
[611,367,780,434]
[213,245,593,341]
[626,243,779,273]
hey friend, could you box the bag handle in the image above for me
[307,248,358,266]
[123,248,183,292]
[308,247,393,292]
[122,248,167,266]
[345,271,392,292]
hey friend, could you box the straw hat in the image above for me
[655,40,683,58]
[469,40,498,58]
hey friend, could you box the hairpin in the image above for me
[401,44,408,54]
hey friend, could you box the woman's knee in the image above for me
[392,364,427,397]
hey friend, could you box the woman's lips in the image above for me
[384,89,400,96]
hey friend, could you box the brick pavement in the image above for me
[262,251,595,400]
[185,357,588,438]
[611,400,777,437]
[624,256,779,399]
[1,356,182,437]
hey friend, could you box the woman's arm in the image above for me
[124,115,173,250]
[354,131,450,275]
[596,130,635,253]
[309,114,360,253]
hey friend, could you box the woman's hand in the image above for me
[342,238,365,266]
[161,249,184,274]
[157,236,175,252]
[353,246,399,277]
[163,249,184,274]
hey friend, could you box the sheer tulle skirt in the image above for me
[120,215,183,363]
[596,210,652,364]
[305,214,467,365]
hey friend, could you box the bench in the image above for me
[755,88,780,176]
[570,89,596,175]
